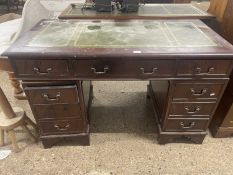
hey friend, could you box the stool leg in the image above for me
[8,130,20,152]
[21,124,37,142]
[0,129,4,146]
[25,117,38,132]
[8,72,26,100]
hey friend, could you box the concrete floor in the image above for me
[1,71,233,175]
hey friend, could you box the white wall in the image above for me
[39,0,85,17]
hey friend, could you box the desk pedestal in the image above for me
[22,81,93,148]
[147,83,207,144]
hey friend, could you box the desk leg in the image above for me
[8,72,26,100]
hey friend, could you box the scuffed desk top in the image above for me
[27,20,216,48]
[4,19,233,58]
[59,3,213,19]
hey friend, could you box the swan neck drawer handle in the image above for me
[140,67,158,75]
[184,106,201,114]
[43,92,61,101]
[33,67,52,75]
[54,123,70,131]
[180,122,195,129]
[91,66,109,74]
[190,88,207,96]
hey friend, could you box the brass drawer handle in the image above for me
[43,92,61,101]
[33,67,52,75]
[180,122,195,129]
[184,106,201,114]
[190,88,207,96]
[195,67,215,75]
[91,66,109,74]
[54,123,70,131]
[140,67,158,75]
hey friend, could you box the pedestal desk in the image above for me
[59,3,213,20]
[3,19,233,148]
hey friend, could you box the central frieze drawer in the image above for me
[39,118,87,135]
[163,118,209,131]
[169,102,216,117]
[177,60,232,77]
[172,81,227,101]
[34,104,82,120]
[24,85,79,104]
[12,59,70,78]
[72,60,176,78]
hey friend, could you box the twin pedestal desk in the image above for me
[3,4,233,148]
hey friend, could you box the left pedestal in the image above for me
[22,81,93,148]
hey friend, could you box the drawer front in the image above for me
[13,59,69,77]
[172,82,226,101]
[73,60,176,78]
[24,85,79,104]
[163,118,209,131]
[177,60,232,77]
[34,104,82,120]
[39,119,87,135]
[169,102,215,117]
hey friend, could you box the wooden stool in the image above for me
[8,72,26,100]
[0,87,37,152]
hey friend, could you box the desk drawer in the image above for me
[163,118,209,131]
[13,59,69,78]
[24,85,79,104]
[172,81,226,101]
[169,102,215,117]
[177,60,232,77]
[39,118,87,135]
[34,104,82,120]
[72,60,176,78]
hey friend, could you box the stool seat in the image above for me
[0,107,24,129]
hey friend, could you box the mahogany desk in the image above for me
[3,19,233,148]
[59,3,213,20]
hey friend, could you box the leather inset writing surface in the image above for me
[27,20,217,48]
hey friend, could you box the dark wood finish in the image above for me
[4,19,233,146]
[169,102,216,117]
[176,60,232,77]
[163,118,209,132]
[72,59,176,79]
[148,78,228,143]
[39,118,87,135]
[208,0,233,45]
[22,81,92,147]
[207,0,233,137]
[210,72,233,137]
[4,20,233,58]
[12,59,70,78]
[33,104,82,120]
[147,84,207,144]
[59,3,213,20]
[24,85,79,104]
[172,81,227,101]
